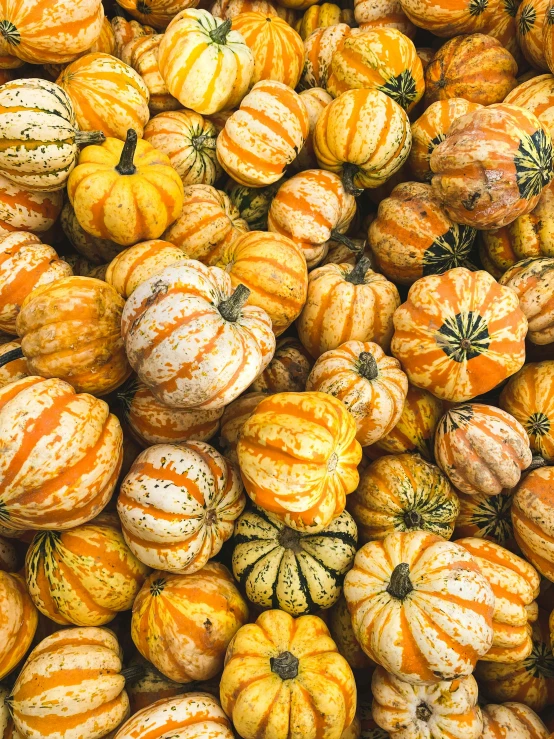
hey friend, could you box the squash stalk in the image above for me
[342,163,364,197]
[270,651,299,680]
[330,230,359,252]
[357,351,379,381]
[345,256,371,285]
[116,129,138,175]
[219,284,250,322]
[210,19,232,44]
[387,563,414,600]
[528,454,547,470]
[120,664,146,683]
[0,346,24,368]
[74,130,106,146]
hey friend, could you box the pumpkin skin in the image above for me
[219,390,266,464]
[17,276,131,396]
[132,562,249,683]
[121,262,275,410]
[347,453,459,542]
[481,0,523,69]
[0,174,63,236]
[251,337,313,393]
[328,595,373,670]
[10,627,130,739]
[430,104,554,230]
[343,530,495,685]
[294,87,333,173]
[505,75,554,140]
[105,240,188,299]
[301,23,353,89]
[57,53,150,139]
[125,657,186,714]
[354,0,416,36]
[371,668,483,739]
[0,232,72,335]
[123,35,180,114]
[232,506,357,615]
[217,80,309,187]
[296,3,345,39]
[143,109,221,186]
[158,9,254,115]
[368,181,477,285]
[220,609,357,739]
[298,260,400,358]
[454,489,515,546]
[481,703,550,739]
[118,441,245,573]
[499,257,554,344]
[0,571,38,680]
[67,132,185,247]
[60,202,123,265]
[0,376,123,533]
[225,179,281,231]
[517,0,549,70]
[391,267,528,402]
[212,0,279,19]
[237,391,361,532]
[117,0,199,28]
[112,17,155,58]
[0,533,17,571]
[511,466,554,580]
[397,0,493,36]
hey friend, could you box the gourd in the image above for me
[212,0,279,19]
[0,571,38,680]
[499,257,554,344]
[517,0,549,70]
[105,240,188,298]
[60,202,123,265]
[505,74,554,140]
[511,465,554,580]
[0,175,63,236]
[480,703,550,739]
[116,0,201,29]
[397,0,493,36]
[123,34,180,113]
[112,16,155,58]
[354,0,416,37]
[454,489,515,546]
[250,337,313,393]
[328,595,373,669]
[224,179,281,230]
[301,23,353,89]
[297,3,345,38]
[294,87,333,172]
[218,390,266,463]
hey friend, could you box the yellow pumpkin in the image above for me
[0,571,38,680]
[105,240,188,298]
[122,35,180,113]
[297,3,345,39]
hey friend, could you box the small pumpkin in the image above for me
[481,0,523,68]
[0,174,63,236]
[481,703,550,739]
[60,202,123,265]
[546,1,554,73]
[454,489,515,546]
[499,257,554,344]
[296,3,345,38]
[517,0,549,70]
[328,595,373,670]
[116,0,199,29]
[126,657,185,714]
[219,390,266,463]
[224,179,281,231]
[250,337,313,393]
[354,0,416,36]
[301,23,353,89]
[511,465,554,580]
[0,571,38,680]
[112,16,155,58]
[105,240,188,298]
[505,74,554,140]
[294,87,333,172]
[122,34,180,113]
[397,0,493,36]
[212,0,279,18]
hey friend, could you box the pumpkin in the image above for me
[397,0,493,36]
[297,259,401,358]
[301,23,353,89]
[481,703,550,739]
[328,595,373,669]
[505,75,554,139]
[0,571,38,680]
[368,181,477,285]
[238,391,361,532]
[112,17,155,58]
[60,202,123,265]
[232,506,357,615]
[121,262,275,409]
[125,657,185,713]
[430,104,554,229]
[268,170,356,268]
[116,0,199,28]
[211,230,308,335]
[123,35,180,114]
[68,129,185,247]
[294,87,333,172]
[0,376,122,533]
[314,88,412,193]
[143,109,221,186]
[10,626,131,739]
[343,530,495,684]
[25,522,150,626]
[409,98,483,182]
[354,0,416,37]
[454,489,515,545]
[0,534,16,571]
[347,453,459,542]
[105,240,188,298]
[16,276,131,396]
[499,257,554,344]
[425,34,518,106]
[481,0,523,68]
[0,232,72,335]
[212,0,279,19]
[517,0,549,70]
[231,12,305,89]
[500,361,554,462]
[0,174,63,236]
[217,80,309,186]
[224,179,281,231]
[219,390,266,463]
[391,267,528,402]
[220,609,357,739]
[158,10,253,114]
[371,668,483,739]
[511,465,554,580]
[132,562,249,682]
[326,28,424,113]
[251,337,312,393]
[296,3,345,39]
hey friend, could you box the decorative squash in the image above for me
[481,0,523,68]
[220,609,357,739]
[0,571,37,680]
[409,98,483,182]
[0,376,122,533]
[296,3,345,39]
[121,262,275,409]
[116,0,199,29]
[163,184,248,262]
[294,87,333,172]
[517,0,549,70]
[219,390,266,463]
[500,361,554,462]
[224,179,281,230]
[481,703,550,739]
[371,668,483,739]
[397,0,493,36]
[430,104,554,229]
[511,465,554,580]
[217,80,309,186]
[343,530,495,684]
[212,0,279,19]
[0,232,72,335]
[499,257,554,344]
[143,109,221,186]
[237,391,362,532]
[68,130,185,247]
[297,259,401,358]
[158,10,254,114]
[0,174,63,236]
[232,506,357,615]
[211,230,308,335]
[126,657,185,713]
[16,276,131,396]
[132,562,249,682]
[328,595,373,670]
[123,34,179,114]
[106,240,188,298]
[505,74,554,139]
[112,16,155,59]
[60,202,123,265]
[347,453,459,542]
[454,489,515,546]
[301,23,353,89]
[391,267,528,402]
[251,337,313,393]
[354,0,416,37]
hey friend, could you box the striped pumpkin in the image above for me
[297,259,400,358]
[294,87,333,172]
[132,563,249,682]
[117,0,199,28]
[219,390,266,464]
[106,240,188,298]
[398,0,493,35]
[511,466,554,580]
[220,609,356,739]
[343,530,495,684]
[143,109,221,186]
[212,0,279,18]
[10,627,131,739]
[0,232,72,334]
[0,685,19,739]
[391,267,528,402]
[301,23,353,89]
[354,0,416,36]
[296,3,345,39]
[454,489,515,546]
[0,534,16,571]
[125,35,180,115]
[217,80,309,186]
[0,571,38,680]
[224,179,281,231]
[237,391,362,532]
[328,595,373,669]
[0,376,122,533]
[112,17,155,58]
[121,262,275,410]
[232,506,357,615]
[517,0,549,70]
[500,257,554,344]
[480,1,523,68]
[505,74,554,139]
[0,175,63,236]
[251,336,312,392]
[126,658,185,714]
[481,703,550,739]
[60,202,123,265]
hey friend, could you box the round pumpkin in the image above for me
[250,336,313,393]
[212,0,279,18]
[116,0,199,29]
[517,0,549,70]
[354,0,416,36]
[397,0,493,36]
[481,703,550,739]
[112,16,155,58]
[121,262,275,410]
[505,74,554,139]
[105,240,188,298]
[328,595,373,670]
[220,609,356,739]
[0,571,38,680]
[60,202,123,265]
[0,174,63,236]
[454,489,515,546]
[123,34,179,113]
[224,179,281,231]
[511,465,554,580]
[481,0,523,68]
[125,657,185,714]
[132,562,249,682]
[301,23,353,89]
[296,3,345,38]
[499,257,554,344]
[391,267,528,402]
[218,390,266,463]
[294,87,333,172]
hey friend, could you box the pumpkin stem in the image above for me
[219,284,250,322]
[120,664,146,684]
[116,129,138,175]
[270,651,299,680]
[0,346,24,368]
[74,130,106,146]
[416,703,432,722]
[345,256,371,285]
[330,230,358,252]
[278,525,302,552]
[342,163,364,197]
[404,510,423,529]
[387,563,413,600]
[528,454,547,471]
[210,18,232,44]
[192,134,215,150]
[357,351,379,381]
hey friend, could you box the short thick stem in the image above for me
[416,703,432,722]
[75,130,105,146]
[342,163,364,197]
[210,18,231,44]
[357,351,379,381]
[116,129,138,175]
[330,230,358,252]
[120,664,146,683]
[404,510,423,529]
[219,284,250,322]
[270,651,299,680]
[345,256,371,285]
[192,134,215,150]
[387,563,413,600]
[0,347,24,368]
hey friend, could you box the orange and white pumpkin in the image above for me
[0,175,63,236]
[499,257,554,344]
[218,390,266,464]
[354,0,416,36]
[105,240,188,299]
[251,337,312,393]
[60,202,123,265]
[212,0,279,18]
[0,571,37,680]
[397,0,493,37]
[122,35,179,113]
[116,0,199,29]
[505,74,554,139]
[294,87,333,172]
[517,0,549,70]
[481,703,550,739]
[112,16,155,58]
[511,465,554,580]
[454,489,515,546]
[301,23,353,89]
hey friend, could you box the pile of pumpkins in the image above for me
[3,0,554,737]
